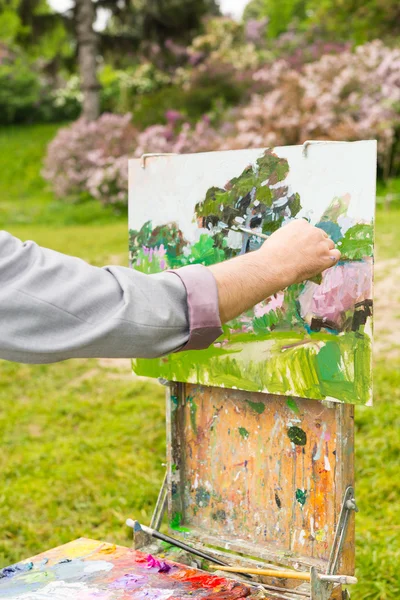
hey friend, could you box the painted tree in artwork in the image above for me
[193,150,304,333]
[194,149,301,259]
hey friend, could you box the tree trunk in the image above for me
[76,0,100,121]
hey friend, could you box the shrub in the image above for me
[43,113,137,207]
[44,40,400,208]
[100,63,171,114]
[222,41,400,177]
[0,53,82,125]
[0,59,42,125]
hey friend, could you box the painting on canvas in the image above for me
[128,141,376,405]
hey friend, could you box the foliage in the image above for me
[0,57,41,125]
[187,16,265,70]
[43,38,400,206]
[43,114,137,207]
[222,41,400,178]
[104,0,219,52]
[243,0,400,45]
[243,0,307,39]
[100,63,171,114]
[0,124,127,226]
[305,0,400,45]
[0,52,81,125]
[51,74,83,121]
[0,0,70,62]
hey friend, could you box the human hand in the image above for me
[257,220,341,287]
[208,219,340,324]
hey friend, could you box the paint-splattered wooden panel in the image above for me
[168,384,354,574]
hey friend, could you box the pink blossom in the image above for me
[299,260,372,326]
[254,293,285,318]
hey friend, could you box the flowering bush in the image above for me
[188,17,267,71]
[134,41,400,172]
[44,41,400,206]
[223,41,400,173]
[133,113,225,157]
[43,113,137,206]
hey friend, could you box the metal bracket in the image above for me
[310,566,333,600]
[327,486,358,575]
[150,472,168,530]
[302,140,345,158]
[141,153,177,169]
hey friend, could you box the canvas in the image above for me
[129,141,376,405]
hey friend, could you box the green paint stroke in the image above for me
[195,486,211,507]
[287,397,300,414]
[246,399,266,414]
[132,330,372,405]
[170,512,190,532]
[339,223,373,260]
[287,426,307,446]
[296,488,307,506]
[238,426,250,439]
[187,396,198,434]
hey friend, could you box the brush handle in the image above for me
[217,566,311,581]
[127,520,228,567]
[216,566,357,585]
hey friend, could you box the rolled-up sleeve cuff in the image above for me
[168,264,222,351]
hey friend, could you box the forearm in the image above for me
[208,220,341,324]
[208,250,286,323]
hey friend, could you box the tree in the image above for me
[1,0,219,121]
[75,0,99,120]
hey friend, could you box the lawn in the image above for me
[0,124,399,600]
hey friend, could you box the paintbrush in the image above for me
[215,566,358,585]
[126,520,230,567]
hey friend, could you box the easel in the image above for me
[132,381,357,600]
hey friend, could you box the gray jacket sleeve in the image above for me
[0,231,222,364]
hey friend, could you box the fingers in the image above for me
[326,238,335,250]
[329,248,341,263]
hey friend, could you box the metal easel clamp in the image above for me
[302,140,345,158]
[141,153,178,169]
[158,378,174,387]
[327,486,358,576]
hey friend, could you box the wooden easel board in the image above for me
[167,384,355,575]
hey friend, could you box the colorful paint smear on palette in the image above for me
[129,142,376,404]
[0,538,253,599]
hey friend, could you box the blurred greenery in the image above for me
[0,124,126,226]
[0,123,399,600]
[243,0,400,44]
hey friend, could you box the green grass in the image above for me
[0,124,126,227]
[0,123,399,599]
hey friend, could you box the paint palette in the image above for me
[0,538,254,599]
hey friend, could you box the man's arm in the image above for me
[0,221,339,364]
[0,231,221,363]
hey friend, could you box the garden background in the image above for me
[0,1,400,598]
